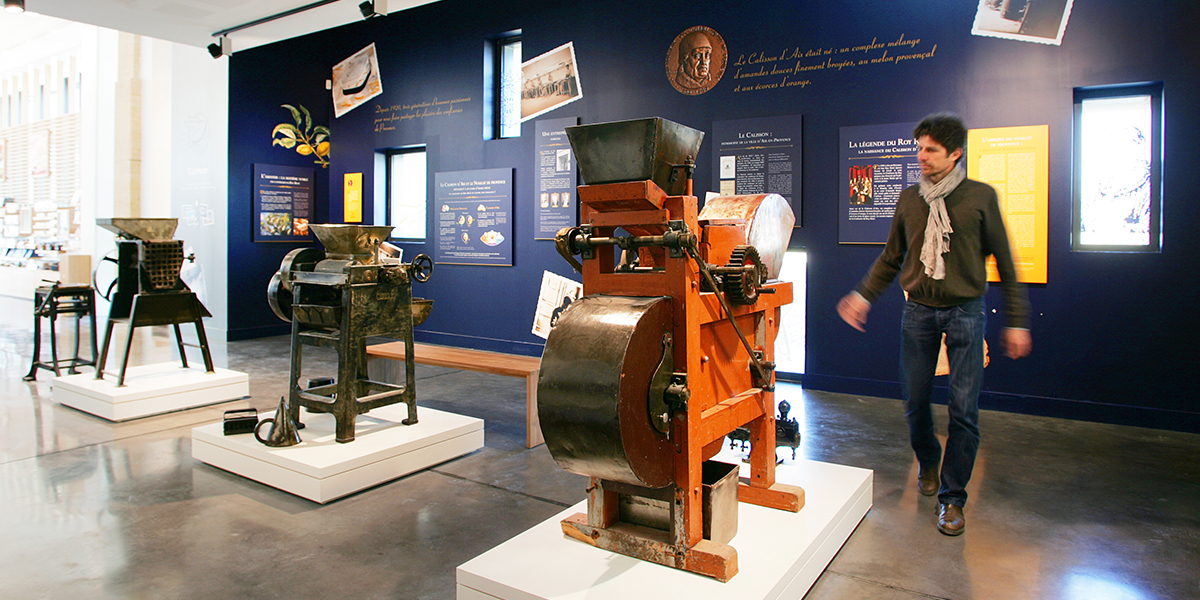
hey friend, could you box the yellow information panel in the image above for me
[967,125,1048,284]
[344,172,363,223]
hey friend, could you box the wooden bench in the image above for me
[365,341,544,448]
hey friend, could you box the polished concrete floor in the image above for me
[2,294,1198,599]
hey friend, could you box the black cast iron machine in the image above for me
[539,117,800,581]
[94,218,214,386]
[267,224,434,443]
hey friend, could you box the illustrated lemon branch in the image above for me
[271,104,330,168]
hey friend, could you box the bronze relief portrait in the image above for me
[666,26,727,95]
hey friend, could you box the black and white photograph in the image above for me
[520,42,582,122]
[972,0,1075,45]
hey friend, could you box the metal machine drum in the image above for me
[698,193,795,279]
[539,295,676,488]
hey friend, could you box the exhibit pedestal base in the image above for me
[457,459,872,600]
[53,362,249,421]
[192,405,484,503]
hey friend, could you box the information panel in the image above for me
[253,163,314,242]
[967,125,1049,284]
[434,168,513,266]
[343,172,363,223]
[534,117,578,239]
[712,114,802,223]
[838,122,921,244]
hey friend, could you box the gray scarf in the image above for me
[917,166,965,280]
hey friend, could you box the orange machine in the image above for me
[538,117,799,581]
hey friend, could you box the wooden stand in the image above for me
[457,459,872,600]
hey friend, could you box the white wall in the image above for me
[2,23,230,344]
[167,42,229,336]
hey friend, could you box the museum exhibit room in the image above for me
[1,0,1198,598]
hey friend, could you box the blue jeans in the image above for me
[900,298,986,507]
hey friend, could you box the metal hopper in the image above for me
[309,224,395,263]
[96,218,179,241]
[565,117,704,194]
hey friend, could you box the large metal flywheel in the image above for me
[538,295,676,488]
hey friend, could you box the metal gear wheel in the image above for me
[722,245,767,305]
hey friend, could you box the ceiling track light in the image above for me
[207,36,231,59]
[211,0,339,38]
[4,0,25,14]
[359,0,388,19]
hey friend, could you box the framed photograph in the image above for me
[520,42,582,123]
[972,0,1074,45]
[332,43,383,118]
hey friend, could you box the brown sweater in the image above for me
[856,178,1031,329]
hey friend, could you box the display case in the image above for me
[1,198,81,299]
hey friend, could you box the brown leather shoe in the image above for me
[937,503,965,536]
[917,464,939,496]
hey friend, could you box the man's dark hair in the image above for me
[913,113,967,160]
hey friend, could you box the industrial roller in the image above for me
[539,295,676,488]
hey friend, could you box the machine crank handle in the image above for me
[409,254,434,282]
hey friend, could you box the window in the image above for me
[497,36,522,138]
[484,32,521,140]
[775,250,808,377]
[384,147,427,240]
[1072,83,1163,252]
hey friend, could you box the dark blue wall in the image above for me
[227,0,1200,431]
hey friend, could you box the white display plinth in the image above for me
[53,362,250,421]
[457,459,872,600]
[192,405,484,503]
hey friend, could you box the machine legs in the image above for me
[25,308,42,381]
[26,285,98,381]
[95,319,116,380]
[288,323,419,444]
[94,292,215,387]
[173,324,189,369]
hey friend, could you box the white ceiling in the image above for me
[1,0,439,54]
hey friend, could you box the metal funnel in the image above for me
[566,117,704,192]
[97,218,179,241]
[310,224,395,262]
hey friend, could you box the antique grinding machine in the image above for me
[267,224,434,443]
[94,218,214,386]
[538,117,800,581]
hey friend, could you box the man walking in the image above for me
[837,113,1032,535]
